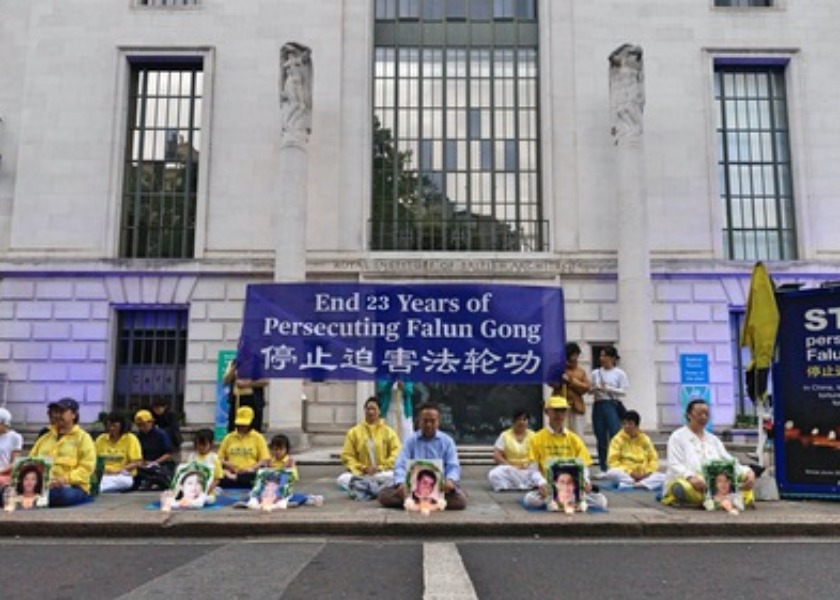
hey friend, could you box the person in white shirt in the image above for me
[0,408,24,490]
[590,346,629,473]
[662,399,755,507]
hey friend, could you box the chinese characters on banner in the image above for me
[236,283,565,385]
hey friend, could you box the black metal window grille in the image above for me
[715,65,796,260]
[714,1,772,7]
[113,309,188,416]
[120,59,202,258]
[136,0,200,7]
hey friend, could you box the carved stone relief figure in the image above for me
[279,42,313,145]
[609,44,645,145]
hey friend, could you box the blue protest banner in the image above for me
[236,283,565,384]
[774,287,840,499]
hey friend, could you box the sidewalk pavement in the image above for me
[3,463,840,539]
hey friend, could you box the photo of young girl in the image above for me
[160,461,213,512]
[546,459,586,514]
[246,468,295,512]
[702,459,744,515]
[404,459,446,514]
[4,458,52,511]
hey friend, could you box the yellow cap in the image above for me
[545,396,570,410]
[235,406,255,426]
[134,409,154,423]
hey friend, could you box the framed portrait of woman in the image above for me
[545,458,586,513]
[6,457,52,510]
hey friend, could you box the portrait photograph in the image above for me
[247,468,295,512]
[161,461,213,511]
[7,457,52,510]
[404,459,445,513]
[546,458,585,513]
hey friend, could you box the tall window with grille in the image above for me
[113,309,188,416]
[372,0,544,252]
[120,58,203,258]
[715,62,796,260]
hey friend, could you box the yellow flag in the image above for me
[740,261,779,371]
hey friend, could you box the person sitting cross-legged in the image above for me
[487,409,535,492]
[336,397,401,493]
[522,396,607,511]
[29,398,97,507]
[604,410,665,491]
[133,409,176,491]
[218,406,270,489]
[378,402,466,510]
[662,399,755,508]
[95,412,143,493]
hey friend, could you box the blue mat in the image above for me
[145,494,240,511]
[594,480,661,493]
[518,498,607,514]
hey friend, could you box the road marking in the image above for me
[114,541,325,599]
[423,542,478,600]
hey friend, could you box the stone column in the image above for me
[609,44,658,428]
[270,42,313,442]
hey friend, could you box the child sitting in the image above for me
[255,434,322,509]
[185,428,222,501]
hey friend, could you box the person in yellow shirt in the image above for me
[522,396,607,510]
[487,409,535,491]
[94,413,143,493]
[218,406,269,488]
[605,410,665,491]
[336,397,401,491]
[29,397,96,507]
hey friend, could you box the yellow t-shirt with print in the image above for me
[528,427,592,475]
[95,432,142,475]
[218,430,270,471]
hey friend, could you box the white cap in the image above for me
[0,407,11,426]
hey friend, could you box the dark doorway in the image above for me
[419,382,544,444]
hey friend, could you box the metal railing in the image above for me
[369,218,548,252]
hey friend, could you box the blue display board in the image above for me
[215,350,237,441]
[679,353,712,430]
[774,287,840,499]
[236,282,565,384]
